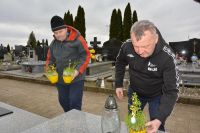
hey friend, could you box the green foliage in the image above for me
[125,93,146,132]
[130,92,141,115]
[117,9,123,41]
[64,10,74,26]
[132,10,138,24]
[109,3,139,42]
[42,39,45,46]
[123,3,132,41]
[109,8,123,41]
[46,64,57,76]
[27,31,37,48]
[74,6,86,38]
[45,39,48,46]
[63,60,78,76]
[125,111,146,132]
[37,40,41,47]
[109,9,118,39]
[7,44,10,53]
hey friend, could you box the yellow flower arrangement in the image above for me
[125,93,146,133]
[63,60,78,84]
[90,49,96,61]
[45,64,58,84]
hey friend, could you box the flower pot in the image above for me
[129,128,146,133]
[46,74,58,84]
[63,76,73,83]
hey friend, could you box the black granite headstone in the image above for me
[102,38,122,61]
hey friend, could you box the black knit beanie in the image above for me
[50,15,66,31]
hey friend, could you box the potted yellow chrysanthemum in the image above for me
[45,64,58,84]
[63,60,78,84]
[125,93,146,133]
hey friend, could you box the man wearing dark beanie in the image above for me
[46,15,91,112]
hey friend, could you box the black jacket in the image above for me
[115,31,179,124]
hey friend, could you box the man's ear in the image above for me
[155,34,159,43]
[53,35,56,39]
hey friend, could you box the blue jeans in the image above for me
[128,88,165,131]
[56,80,84,112]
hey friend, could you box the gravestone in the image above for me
[3,53,12,62]
[21,109,128,133]
[86,61,113,76]
[105,66,130,89]
[14,45,26,57]
[0,102,48,133]
[86,38,119,86]
[90,37,102,54]
[85,61,114,82]
[0,52,21,71]
[178,63,200,87]
[21,49,45,73]
[0,44,7,60]
[102,39,122,61]
[28,49,38,62]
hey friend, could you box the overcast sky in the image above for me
[0,0,199,47]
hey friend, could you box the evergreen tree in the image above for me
[64,10,73,26]
[80,7,86,38]
[7,44,10,53]
[27,31,37,48]
[109,9,118,39]
[123,3,132,41]
[36,40,41,47]
[45,39,48,46]
[194,0,200,4]
[69,14,74,26]
[117,9,123,41]
[74,6,86,38]
[132,10,138,24]
[64,12,68,24]
[42,39,45,46]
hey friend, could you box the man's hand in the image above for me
[116,88,124,100]
[73,70,79,80]
[145,119,161,133]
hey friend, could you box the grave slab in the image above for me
[22,109,128,133]
[0,102,48,133]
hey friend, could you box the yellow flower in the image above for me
[90,49,95,54]
[91,55,96,59]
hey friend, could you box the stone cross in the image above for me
[90,37,101,49]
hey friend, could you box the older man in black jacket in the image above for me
[115,20,179,133]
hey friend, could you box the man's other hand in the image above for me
[145,119,161,133]
[73,70,79,80]
[116,88,124,100]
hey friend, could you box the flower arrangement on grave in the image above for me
[125,93,146,133]
[45,64,58,84]
[90,49,96,62]
[63,60,78,83]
